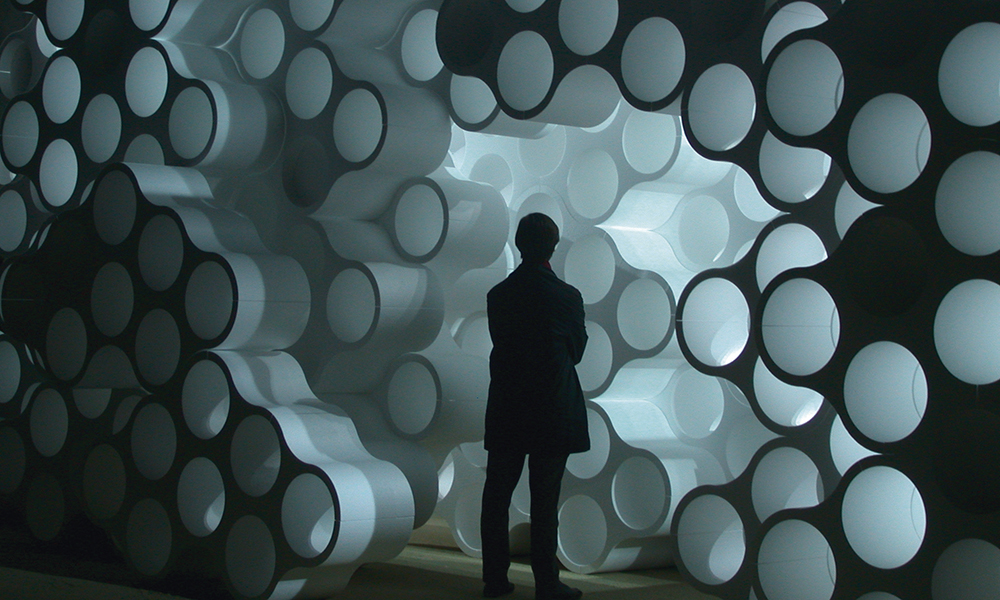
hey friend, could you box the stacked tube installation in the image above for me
[2,1,1000,600]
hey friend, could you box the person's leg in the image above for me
[481,449,525,596]
[527,452,579,599]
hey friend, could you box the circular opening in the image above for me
[675,194,731,268]
[0,37,33,98]
[766,40,843,137]
[761,2,829,61]
[454,490,483,552]
[932,539,1000,600]
[289,0,335,31]
[125,134,165,164]
[844,342,927,443]
[842,465,925,569]
[934,279,1000,384]
[688,63,756,151]
[126,498,172,576]
[761,278,840,377]
[755,223,827,290]
[559,0,619,56]
[83,444,126,520]
[131,402,176,480]
[30,388,68,457]
[35,20,58,58]
[848,93,930,194]
[469,153,513,195]
[450,75,497,125]
[74,387,111,418]
[2,101,38,169]
[497,31,553,112]
[617,278,672,351]
[240,9,285,80]
[39,139,78,207]
[226,516,276,599]
[82,94,123,163]
[126,46,169,118]
[734,167,781,222]
[46,307,87,381]
[134,309,181,386]
[567,150,619,220]
[282,473,336,558]
[754,358,825,427]
[519,126,567,178]
[829,414,877,476]
[562,234,616,303]
[231,414,281,497]
[93,169,137,246]
[558,495,608,567]
[394,183,445,259]
[0,428,26,494]
[113,394,143,435]
[936,151,1000,256]
[751,446,822,521]
[758,519,836,600]
[42,55,81,124]
[327,268,376,344]
[613,456,666,530]
[25,473,64,541]
[387,359,438,436]
[675,494,745,585]
[667,368,725,439]
[47,0,85,41]
[621,17,685,103]
[0,189,27,252]
[759,132,831,203]
[185,261,233,341]
[578,321,613,392]
[567,409,611,479]
[138,214,184,291]
[129,0,170,31]
[402,9,444,81]
[334,88,383,163]
[939,22,1000,127]
[622,110,679,174]
[0,341,20,403]
[178,457,225,537]
[681,278,750,367]
[91,262,134,337]
[182,359,230,439]
[169,86,214,160]
[835,181,877,239]
[286,47,333,120]
[507,0,545,12]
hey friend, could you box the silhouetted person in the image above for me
[481,213,589,600]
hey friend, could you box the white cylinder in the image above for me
[82,93,123,164]
[759,132,832,204]
[558,495,609,569]
[688,63,756,151]
[138,214,184,291]
[841,465,925,569]
[1,101,38,169]
[567,409,612,479]
[126,45,170,118]
[936,151,1000,256]
[45,0,86,41]
[829,414,878,476]
[847,93,930,194]
[226,514,276,599]
[621,109,681,175]
[662,367,726,441]
[559,0,618,56]
[281,472,335,558]
[0,188,28,253]
[766,40,843,137]
[761,278,839,377]
[757,519,836,600]
[674,493,746,585]
[230,414,281,497]
[620,17,686,104]
[38,139,79,208]
[177,457,225,537]
[755,222,827,291]
[401,9,444,82]
[753,358,825,428]
[496,31,553,113]
[939,22,1000,127]
[843,341,927,443]
[934,279,1000,385]
[238,7,285,80]
[29,387,68,458]
[680,277,750,368]
[760,2,829,61]
[751,446,822,521]
[534,65,621,128]
[41,54,81,125]
[834,181,877,239]
[182,358,231,440]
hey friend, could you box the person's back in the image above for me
[481,213,588,600]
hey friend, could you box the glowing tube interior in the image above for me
[936,151,1000,256]
[848,93,930,194]
[178,457,225,537]
[932,539,1000,600]
[559,0,619,57]
[844,342,927,443]
[334,88,383,163]
[674,493,746,585]
[39,139,78,207]
[240,8,285,80]
[620,17,685,104]
[761,278,839,377]
[757,519,836,600]
[82,94,123,163]
[753,358,824,427]
[559,495,609,568]
[761,2,829,61]
[125,46,169,118]
[751,446,822,521]
[231,414,281,497]
[755,223,827,291]
[0,190,27,253]
[612,456,667,530]
[182,359,231,440]
[496,31,553,112]
[759,132,831,203]
[138,214,184,291]
[285,47,333,120]
[282,473,336,558]
[184,261,233,341]
[402,10,444,82]
[934,279,1000,385]
[226,515,276,599]
[841,465,926,569]
[168,86,214,160]
[46,308,87,381]
[766,40,843,137]
[687,63,756,151]
[1,101,38,168]
[42,55,81,124]
[681,277,750,368]
[939,22,1000,127]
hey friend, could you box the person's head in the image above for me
[515,213,559,264]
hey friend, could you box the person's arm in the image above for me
[567,288,587,365]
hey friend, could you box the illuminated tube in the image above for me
[618,16,686,107]
[760,2,829,62]
[0,21,46,100]
[843,341,927,444]
[840,463,926,570]
[141,0,259,44]
[752,358,826,429]
[754,221,827,291]
[938,22,1000,127]
[678,276,751,369]
[686,63,756,153]
[757,518,836,600]
[758,132,832,205]
[847,93,930,195]
[760,278,840,378]
[765,39,843,138]
[673,491,748,587]
[750,444,823,522]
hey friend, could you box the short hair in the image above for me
[515,213,559,262]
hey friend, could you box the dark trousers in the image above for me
[481,450,569,590]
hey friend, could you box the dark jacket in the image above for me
[484,262,590,454]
